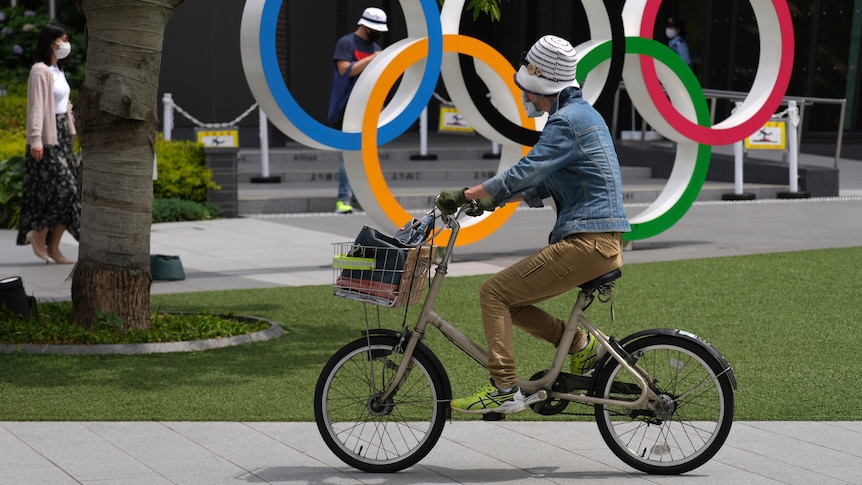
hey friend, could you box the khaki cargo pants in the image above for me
[479,232,623,389]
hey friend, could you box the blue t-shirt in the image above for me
[327,33,381,127]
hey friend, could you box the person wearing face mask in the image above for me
[435,35,630,415]
[327,6,388,214]
[665,17,691,67]
[17,23,81,264]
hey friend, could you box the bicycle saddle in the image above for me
[580,268,622,293]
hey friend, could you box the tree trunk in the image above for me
[72,0,184,330]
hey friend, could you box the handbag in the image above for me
[343,226,409,285]
[341,214,435,286]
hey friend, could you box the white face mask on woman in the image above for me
[55,41,72,60]
[665,28,678,40]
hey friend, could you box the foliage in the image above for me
[0,301,271,345]
[0,85,27,161]
[152,197,221,223]
[0,6,86,87]
[0,247,860,421]
[153,138,220,203]
[439,0,508,21]
[1,97,220,226]
[0,156,25,229]
[0,84,27,230]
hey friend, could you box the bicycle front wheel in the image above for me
[593,335,735,475]
[313,335,449,473]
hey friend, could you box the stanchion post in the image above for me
[778,100,810,199]
[250,107,281,183]
[723,102,755,200]
[162,93,173,141]
[483,140,501,159]
[733,140,744,194]
[411,107,438,161]
[788,101,799,193]
[483,94,501,159]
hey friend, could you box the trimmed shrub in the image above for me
[153,138,220,203]
[0,156,24,229]
[152,197,221,223]
[0,85,27,161]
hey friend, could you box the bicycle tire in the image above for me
[314,335,449,472]
[592,335,735,475]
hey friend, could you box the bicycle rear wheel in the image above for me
[314,335,449,472]
[593,335,734,475]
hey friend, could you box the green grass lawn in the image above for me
[1,247,860,422]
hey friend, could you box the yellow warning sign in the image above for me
[744,121,786,151]
[197,129,239,148]
[438,107,474,134]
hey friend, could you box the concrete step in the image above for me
[229,137,804,214]
[237,177,788,214]
[237,159,652,185]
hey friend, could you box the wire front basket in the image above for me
[333,243,433,308]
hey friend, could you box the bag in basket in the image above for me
[343,226,409,285]
[335,215,435,305]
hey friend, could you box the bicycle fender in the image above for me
[617,328,737,390]
[362,329,453,400]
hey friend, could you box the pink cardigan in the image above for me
[26,62,76,149]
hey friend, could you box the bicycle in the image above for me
[314,205,737,475]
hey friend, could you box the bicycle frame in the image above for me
[376,209,662,413]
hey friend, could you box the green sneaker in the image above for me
[335,200,353,214]
[450,380,525,415]
[571,333,600,376]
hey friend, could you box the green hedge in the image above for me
[0,79,220,226]
[153,138,220,203]
[0,88,27,162]
[0,156,24,229]
[152,197,221,223]
[0,141,222,228]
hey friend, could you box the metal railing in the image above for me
[611,85,847,169]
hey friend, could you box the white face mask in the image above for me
[665,28,678,40]
[55,41,71,60]
[522,92,545,118]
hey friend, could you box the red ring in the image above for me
[638,0,794,145]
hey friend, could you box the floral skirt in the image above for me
[16,114,81,245]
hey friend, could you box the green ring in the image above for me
[577,37,712,241]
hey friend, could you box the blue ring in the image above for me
[260,0,442,150]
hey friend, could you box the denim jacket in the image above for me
[483,87,630,244]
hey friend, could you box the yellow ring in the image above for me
[360,34,532,246]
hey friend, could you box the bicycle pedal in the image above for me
[482,412,505,421]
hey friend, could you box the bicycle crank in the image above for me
[524,389,548,407]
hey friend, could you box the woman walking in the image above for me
[17,22,81,264]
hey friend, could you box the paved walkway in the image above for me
[2,421,861,484]
[1,146,862,484]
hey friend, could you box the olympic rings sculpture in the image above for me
[240,0,794,244]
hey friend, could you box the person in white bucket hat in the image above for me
[357,6,388,33]
[435,35,630,415]
[327,7,389,214]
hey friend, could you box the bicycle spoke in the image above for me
[315,337,447,472]
[594,336,734,474]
